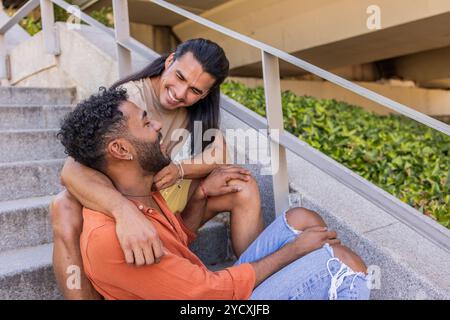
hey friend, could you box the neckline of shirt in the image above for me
[129,192,179,233]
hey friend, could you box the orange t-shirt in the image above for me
[80,192,255,300]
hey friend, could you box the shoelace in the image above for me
[327,258,359,300]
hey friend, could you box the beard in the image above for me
[129,133,171,174]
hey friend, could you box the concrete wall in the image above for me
[130,22,154,50]
[395,46,450,89]
[130,23,178,54]
[7,22,154,100]
[229,77,450,117]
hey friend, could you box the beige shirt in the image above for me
[120,78,189,158]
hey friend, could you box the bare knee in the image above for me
[331,244,367,274]
[228,174,260,205]
[285,207,327,232]
[50,190,83,242]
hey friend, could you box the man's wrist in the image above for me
[279,241,306,262]
[173,160,184,180]
[250,244,299,287]
[110,198,135,221]
[179,161,189,176]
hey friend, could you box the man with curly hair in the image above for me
[57,86,370,300]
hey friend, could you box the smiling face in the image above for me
[157,52,217,110]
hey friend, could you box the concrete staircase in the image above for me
[0,87,74,299]
[0,86,242,299]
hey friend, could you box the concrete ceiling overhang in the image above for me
[172,0,450,83]
[79,0,230,26]
[131,0,230,25]
[229,11,450,78]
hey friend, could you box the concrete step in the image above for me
[0,105,72,130]
[0,87,76,105]
[190,217,233,265]
[0,196,54,253]
[0,159,65,202]
[0,244,61,300]
[0,129,65,163]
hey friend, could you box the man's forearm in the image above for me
[180,162,221,179]
[61,157,131,219]
[250,242,305,287]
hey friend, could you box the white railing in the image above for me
[1,0,449,253]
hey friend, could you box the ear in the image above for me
[107,139,134,161]
[164,52,175,69]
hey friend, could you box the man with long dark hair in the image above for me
[51,39,265,299]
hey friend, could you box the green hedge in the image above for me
[221,81,450,228]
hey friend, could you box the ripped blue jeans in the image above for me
[234,211,371,300]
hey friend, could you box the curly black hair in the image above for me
[58,87,129,172]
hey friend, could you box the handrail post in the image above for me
[262,50,290,215]
[112,0,132,78]
[40,0,60,55]
[0,34,8,81]
[0,2,6,81]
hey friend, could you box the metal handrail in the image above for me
[0,0,40,34]
[0,0,449,253]
[150,0,450,138]
[52,0,114,36]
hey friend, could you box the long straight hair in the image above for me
[111,39,229,155]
